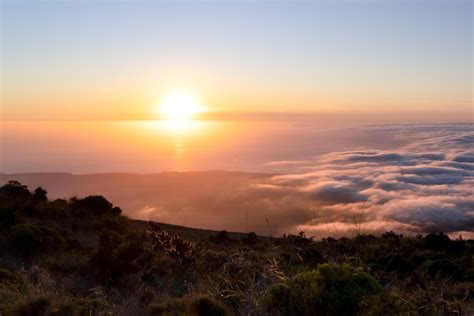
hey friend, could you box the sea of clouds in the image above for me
[2,123,473,239]
[257,123,474,238]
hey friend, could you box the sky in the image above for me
[1,0,473,121]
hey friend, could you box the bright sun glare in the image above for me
[159,91,205,120]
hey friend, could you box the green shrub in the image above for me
[261,263,382,316]
[8,224,65,255]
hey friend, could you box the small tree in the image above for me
[33,187,48,204]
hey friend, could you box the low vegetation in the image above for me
[0,180,473,315]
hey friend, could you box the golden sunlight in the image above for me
[158,91,205,120]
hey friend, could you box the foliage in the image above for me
[91,228,147,282]
[0,268,15,282]
[261,263,382,316]
[146,221,198,267]
[8,224,65,255]
[14,297,51,316]
[70,195,121,217]
[242,232,259,245]
[189,295,233,316]
[0,180,31,200]
[0,206,16,228]
[278,231,313,247]
[0,181,473,315]
[148,295,232,316]
[209,230,231,244]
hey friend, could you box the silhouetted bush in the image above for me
[32,187,48,204]
[0,206,16,228]
[278,231,313,247]
[42,199,69,218]
[424,232,452,251]
[91,229,146,282]
[70,195,116,217]
[8,224,64,255]
[242,232,258,245]
[0,180,31,201]
[99,218,127,233]
[262,263,382,316]
[209,230,231,244]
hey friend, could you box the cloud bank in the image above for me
[260,123,474,238]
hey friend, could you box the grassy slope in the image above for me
[0,180,473,315]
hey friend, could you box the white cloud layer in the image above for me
[263,123,474,237]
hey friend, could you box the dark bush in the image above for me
[42,199,69,218]
[15,297,51,316]
[70,195,115,217]
[262,263,382,316]
[0,181,32,211]
[242,232,259,245]
[0,206,16,228]
[32,187,48,204]
[209,230,231,244]
[189,295,232,316]
[278,231,313,247]
[8,224,65,255]
[0,180,31,200]
[147,222,198,267]
[375,253,414,277]
[100,218,126,233]
[0,268,15,281]
[424,233,452,251]
[421,258,465,280]
[111,206,122,215]
[201,250,228,271]
[148,295,231,316]
[91,229,147,282]
[300,247,324,268]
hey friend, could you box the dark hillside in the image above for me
[0,181,473,315]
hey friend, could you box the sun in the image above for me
[159,91,205,120]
